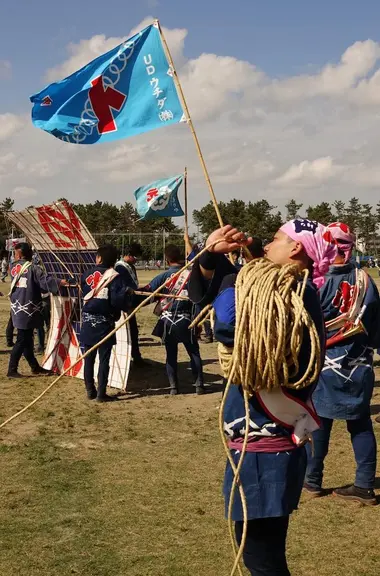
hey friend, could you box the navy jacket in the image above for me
[80,265,132,347]
[313,263,380,419]
[10,259,60,329]
[145,265,196,343]
[115,260,138,289]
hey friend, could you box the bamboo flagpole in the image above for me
[184,166,189,236]
[156,20,224,229]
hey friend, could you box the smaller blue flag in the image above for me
[134,175,184,220]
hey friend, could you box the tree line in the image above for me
[193,197,380,252]
[1,196,380,256]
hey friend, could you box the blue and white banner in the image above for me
[30,23,185,144]
[134,175,184,219]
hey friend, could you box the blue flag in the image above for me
[30,23,184,144]
[134,175,184,220]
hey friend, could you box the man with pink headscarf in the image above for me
[304,222,380,506]
[188,219,336,576]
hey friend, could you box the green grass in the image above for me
[0,273,380,575]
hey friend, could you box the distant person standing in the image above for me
[115,243,146,366]
[7,242,68,378]
[1,254,8,282]
[144,244,205,395]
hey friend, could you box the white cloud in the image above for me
[45,20,187,83]
[13,186,38,199]
[0,114,23,141]
[0,60,11,79]
[4,19,380,220]
[274,157,345,188]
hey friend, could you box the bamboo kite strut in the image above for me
[0,241,219,430]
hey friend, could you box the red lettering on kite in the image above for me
[36,202,87,249]
[53,300,82,377]
[332,281,354,314]
[88,76,126,134]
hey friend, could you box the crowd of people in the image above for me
[2,218,380,575]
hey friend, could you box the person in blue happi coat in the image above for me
[304,222,380,505]
[115,243,146,365]
[7,242,68,378]
[144,244,205,395]
[188,221,336,576]
[80,244,133,402]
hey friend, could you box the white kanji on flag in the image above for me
[159,110,174,122]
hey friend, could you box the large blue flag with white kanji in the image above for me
[134,175,184,219]
[30,23,185,144]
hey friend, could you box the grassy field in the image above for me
[0,271,380,576]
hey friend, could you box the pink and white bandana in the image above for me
[326,222,356,263]
[280,219,338,288]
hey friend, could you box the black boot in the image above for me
[96,394,118,403]
[32,367,54,376]
[7,371,24,379]
[333,485,377,506]
[85,381,97,400]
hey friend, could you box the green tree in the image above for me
[0,197,15,249]
[193,202,226,236]
[245,200,283,241]
[344,197,362,232]
[285,199,303,220]
[193,199,282,241]
[358,204,377,254]
[333,200,345,222]
[306,202,334,225]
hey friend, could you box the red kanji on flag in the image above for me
[146,188,159,202]
[86,270,103,289]
[88,76,126,134]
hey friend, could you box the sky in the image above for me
[2,0,380,224]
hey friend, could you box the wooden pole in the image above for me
[163,227,166,269]
[156,20,224,229]
[184,166,189,236]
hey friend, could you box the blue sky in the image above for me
[2,0,380,112]
[2,0,380,212]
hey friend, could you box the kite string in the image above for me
[0,241,220,430]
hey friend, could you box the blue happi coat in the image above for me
[145,265,196,343]
[10,259,60,329]
[313,263,380,420]
[80,265,132,347]
[188,255,325,520]
[115,260,138,290]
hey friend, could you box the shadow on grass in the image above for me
[121,359,223,398]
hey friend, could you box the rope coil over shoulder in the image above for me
[218,258,321,393]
